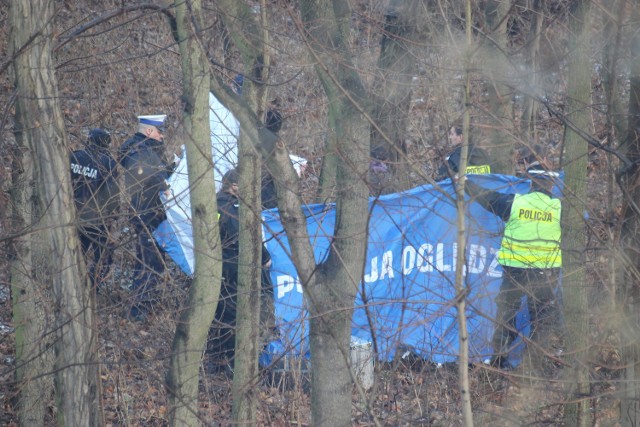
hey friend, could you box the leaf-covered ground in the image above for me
[0,247,623,426]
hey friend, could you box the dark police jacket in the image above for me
[436,144,492,181]
[120,133,169,230]
[216,190,272,286]
[70,145,119,229]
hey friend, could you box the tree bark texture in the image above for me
[9,0,100,425]
[234,135,263,423]
[216,0,271,422]
[9,119,54,426]
[299,0,371,424]
[519,0,544,145]
[454,3,474,424]
[481,0,514,175]
[10,0,102,426]
[370,0,422,192]
[562,1,592,425]
[166,1,219,425]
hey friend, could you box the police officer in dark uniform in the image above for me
[70,128,119,289]
[120,114,171,320]
[207,169,274,370]
[436,125,492,181]
[261,108,283,210]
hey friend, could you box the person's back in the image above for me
[498,191,562,269]
[70,129,119,229]
[120,114,170,321]
[70,128,119,288]
[464,162,562,369]
[121,133,169,230]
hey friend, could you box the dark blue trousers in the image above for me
[132,225,165,307]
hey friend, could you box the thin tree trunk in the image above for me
[166,1,219,425]
[317,114,339,202]
[299,2,371,423]
[562,0,592,425]
[215,0,271,423]
[454,2,474,424]
[601,0,625,314]
[482,0,514,175]
[520,0,543,144]
[234,142,263,423]
[370,0,422,192]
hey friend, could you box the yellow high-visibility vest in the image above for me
[497,192,562,268]
[465,164,491,175]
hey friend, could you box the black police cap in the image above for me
[88,128,111,148]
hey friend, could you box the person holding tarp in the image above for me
[465,161,563,369]
[207,168,274,372]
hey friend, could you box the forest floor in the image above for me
[0,239,624,426]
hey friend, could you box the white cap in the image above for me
[526,161,560,178]
[138,114,167,128]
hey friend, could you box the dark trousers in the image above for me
[207,264,276,367]
[207,263,239,366]
[132,225,165,306]
[492,266,562,357]
[79,225,112,287]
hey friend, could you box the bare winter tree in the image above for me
[8,0,100,425]
[214,0,274,423]
[205,1,372,423]
[561,0,592,424]
[165,0,220,425]
[481,0,514,174]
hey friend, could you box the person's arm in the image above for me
[465,179,514,221]
[435,146,460,181]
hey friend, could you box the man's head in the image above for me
[449,125,463,146]
[88,128,111,148]
[222,169,239,196]
[137,114,167,142]
[526,161,559,192]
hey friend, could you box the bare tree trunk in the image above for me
[520,0,543,145]
[298,1,371,424]
[317,116,339,202]
[9,0,100,425]
[601,0,625,332]
[216,0,271,423]
[10,126,54,426]
[166,1,219,425]
[618,6,640,426]
[370,0,423,192]
[481,0,514,174]
[562,1,592,425]
[234,143,263,423]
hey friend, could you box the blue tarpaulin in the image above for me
[260,174,535,364]
[156,173,542,365]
